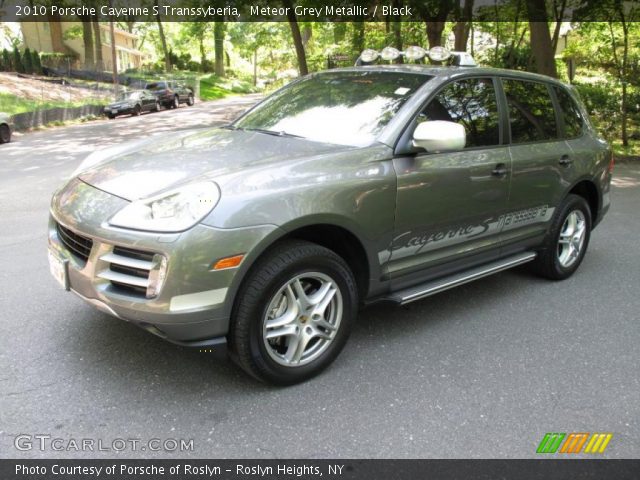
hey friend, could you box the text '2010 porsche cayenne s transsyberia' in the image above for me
[48,47,612,384]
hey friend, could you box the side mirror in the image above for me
[412,120,466,153]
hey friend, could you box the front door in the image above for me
[389,77,510,288]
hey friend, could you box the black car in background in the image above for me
[145,81,195,109]
[104,90,160,119]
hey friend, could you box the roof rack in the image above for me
[355,46,477,67]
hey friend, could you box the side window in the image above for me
[503,79,557,143]
[421,77,500,148]
[553,86,585,138]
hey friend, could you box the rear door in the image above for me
[390,76,510,287]
[499,78,568,253]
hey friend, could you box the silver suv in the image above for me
[48,59,612,384]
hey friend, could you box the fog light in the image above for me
[146,254,168,299]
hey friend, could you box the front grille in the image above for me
[56,223,93,263]
[98,246,157,297]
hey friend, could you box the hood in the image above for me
[78,128,350,200]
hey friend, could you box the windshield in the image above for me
[235,71,431,146]
[146,82,167,90]
[119,91,142,101]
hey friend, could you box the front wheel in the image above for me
[228,240,358,385]
[187,94,194,106]
[530,194,592,280]
[172,95,179,109]
[153,101,160,112]
[133,105,141,116]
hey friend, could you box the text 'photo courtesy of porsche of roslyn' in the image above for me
[1,0,639,477]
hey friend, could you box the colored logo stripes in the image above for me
[537,433,612,454]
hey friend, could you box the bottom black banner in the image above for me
[1,459,640,480]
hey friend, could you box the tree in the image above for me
[410,0,455,48]
[13,45,24,73]
[92,18,103,71]
[23,47,33,74]
[214,22,225,77]
[283,0,308,76]
[526,0,558,77]
[32,50,43,74]
[2,49,11,71]
[453,0,474,51]
[80,18,95,69]
[154,0,171,71]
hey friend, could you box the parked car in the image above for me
[49,48,612,385]
[145,81,194,109]
[0,112,12,143]
[104,90,160,119]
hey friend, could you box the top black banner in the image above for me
[0,0,638,22]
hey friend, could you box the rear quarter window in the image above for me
[553,86,586,138]
[503,79,558,144]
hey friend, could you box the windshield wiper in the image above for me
[241,127,304,139]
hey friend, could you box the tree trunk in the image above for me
[284,0,308,76]
[214,22,225,77]
[80,18,94,69]
[333,23,347,43]
[199,36,207,72]
[392,0,403,62]
[453,0,474,51]
[426,21,446,48]
[109,20,118,95]
[526,0,558,77]
[47,18,65,53]
[154,0,171,72]
[352,22,365,54]
[92,18,103,71]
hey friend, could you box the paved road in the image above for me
[1,98,639,459]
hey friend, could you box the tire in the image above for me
[530,194,592,280]
[107,115,115,120]
[228,240,358,385]
[0,124,11,143]
[133,105,141,116]
[154,101,160,112]
[172,95,179,109]
[187,94,194,106]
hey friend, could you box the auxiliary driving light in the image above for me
[359,49,380,63]
[404,46,427,61]
[380,46,401,61]
[427,46,452,62]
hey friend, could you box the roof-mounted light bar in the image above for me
[357,46,477,67]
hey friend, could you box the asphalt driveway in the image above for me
[0,97,638,459]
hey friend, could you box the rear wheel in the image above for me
[0,124,11,143]
[187,94,195,106]
[530,194,592,280]
[228,240,358,385]
[153,101,161,112]
[133,104,141,116]
[172,95,179,109]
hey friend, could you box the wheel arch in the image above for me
[224,217,375,321]
[566,177,600,228]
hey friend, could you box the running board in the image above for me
[386,252,537,305]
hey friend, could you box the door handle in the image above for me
[559,154,573,166]
[492,163,508,177]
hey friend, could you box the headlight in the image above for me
[109,181,220,232]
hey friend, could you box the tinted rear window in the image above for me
[553,86,585,138]
[146,82,167,90]
[503,79,557,143]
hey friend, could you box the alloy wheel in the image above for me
[262,272,343,367]
[557,210,587,268]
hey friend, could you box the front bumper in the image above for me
[49,178,277,345]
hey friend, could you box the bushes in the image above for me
[0,48,42,74]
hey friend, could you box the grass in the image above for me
[0,92,99,116]
[199,74,257,101]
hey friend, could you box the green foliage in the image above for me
[0,93,90,116]
[13,46,24,73]
[32,50,43,75]
[23,48,33,74]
